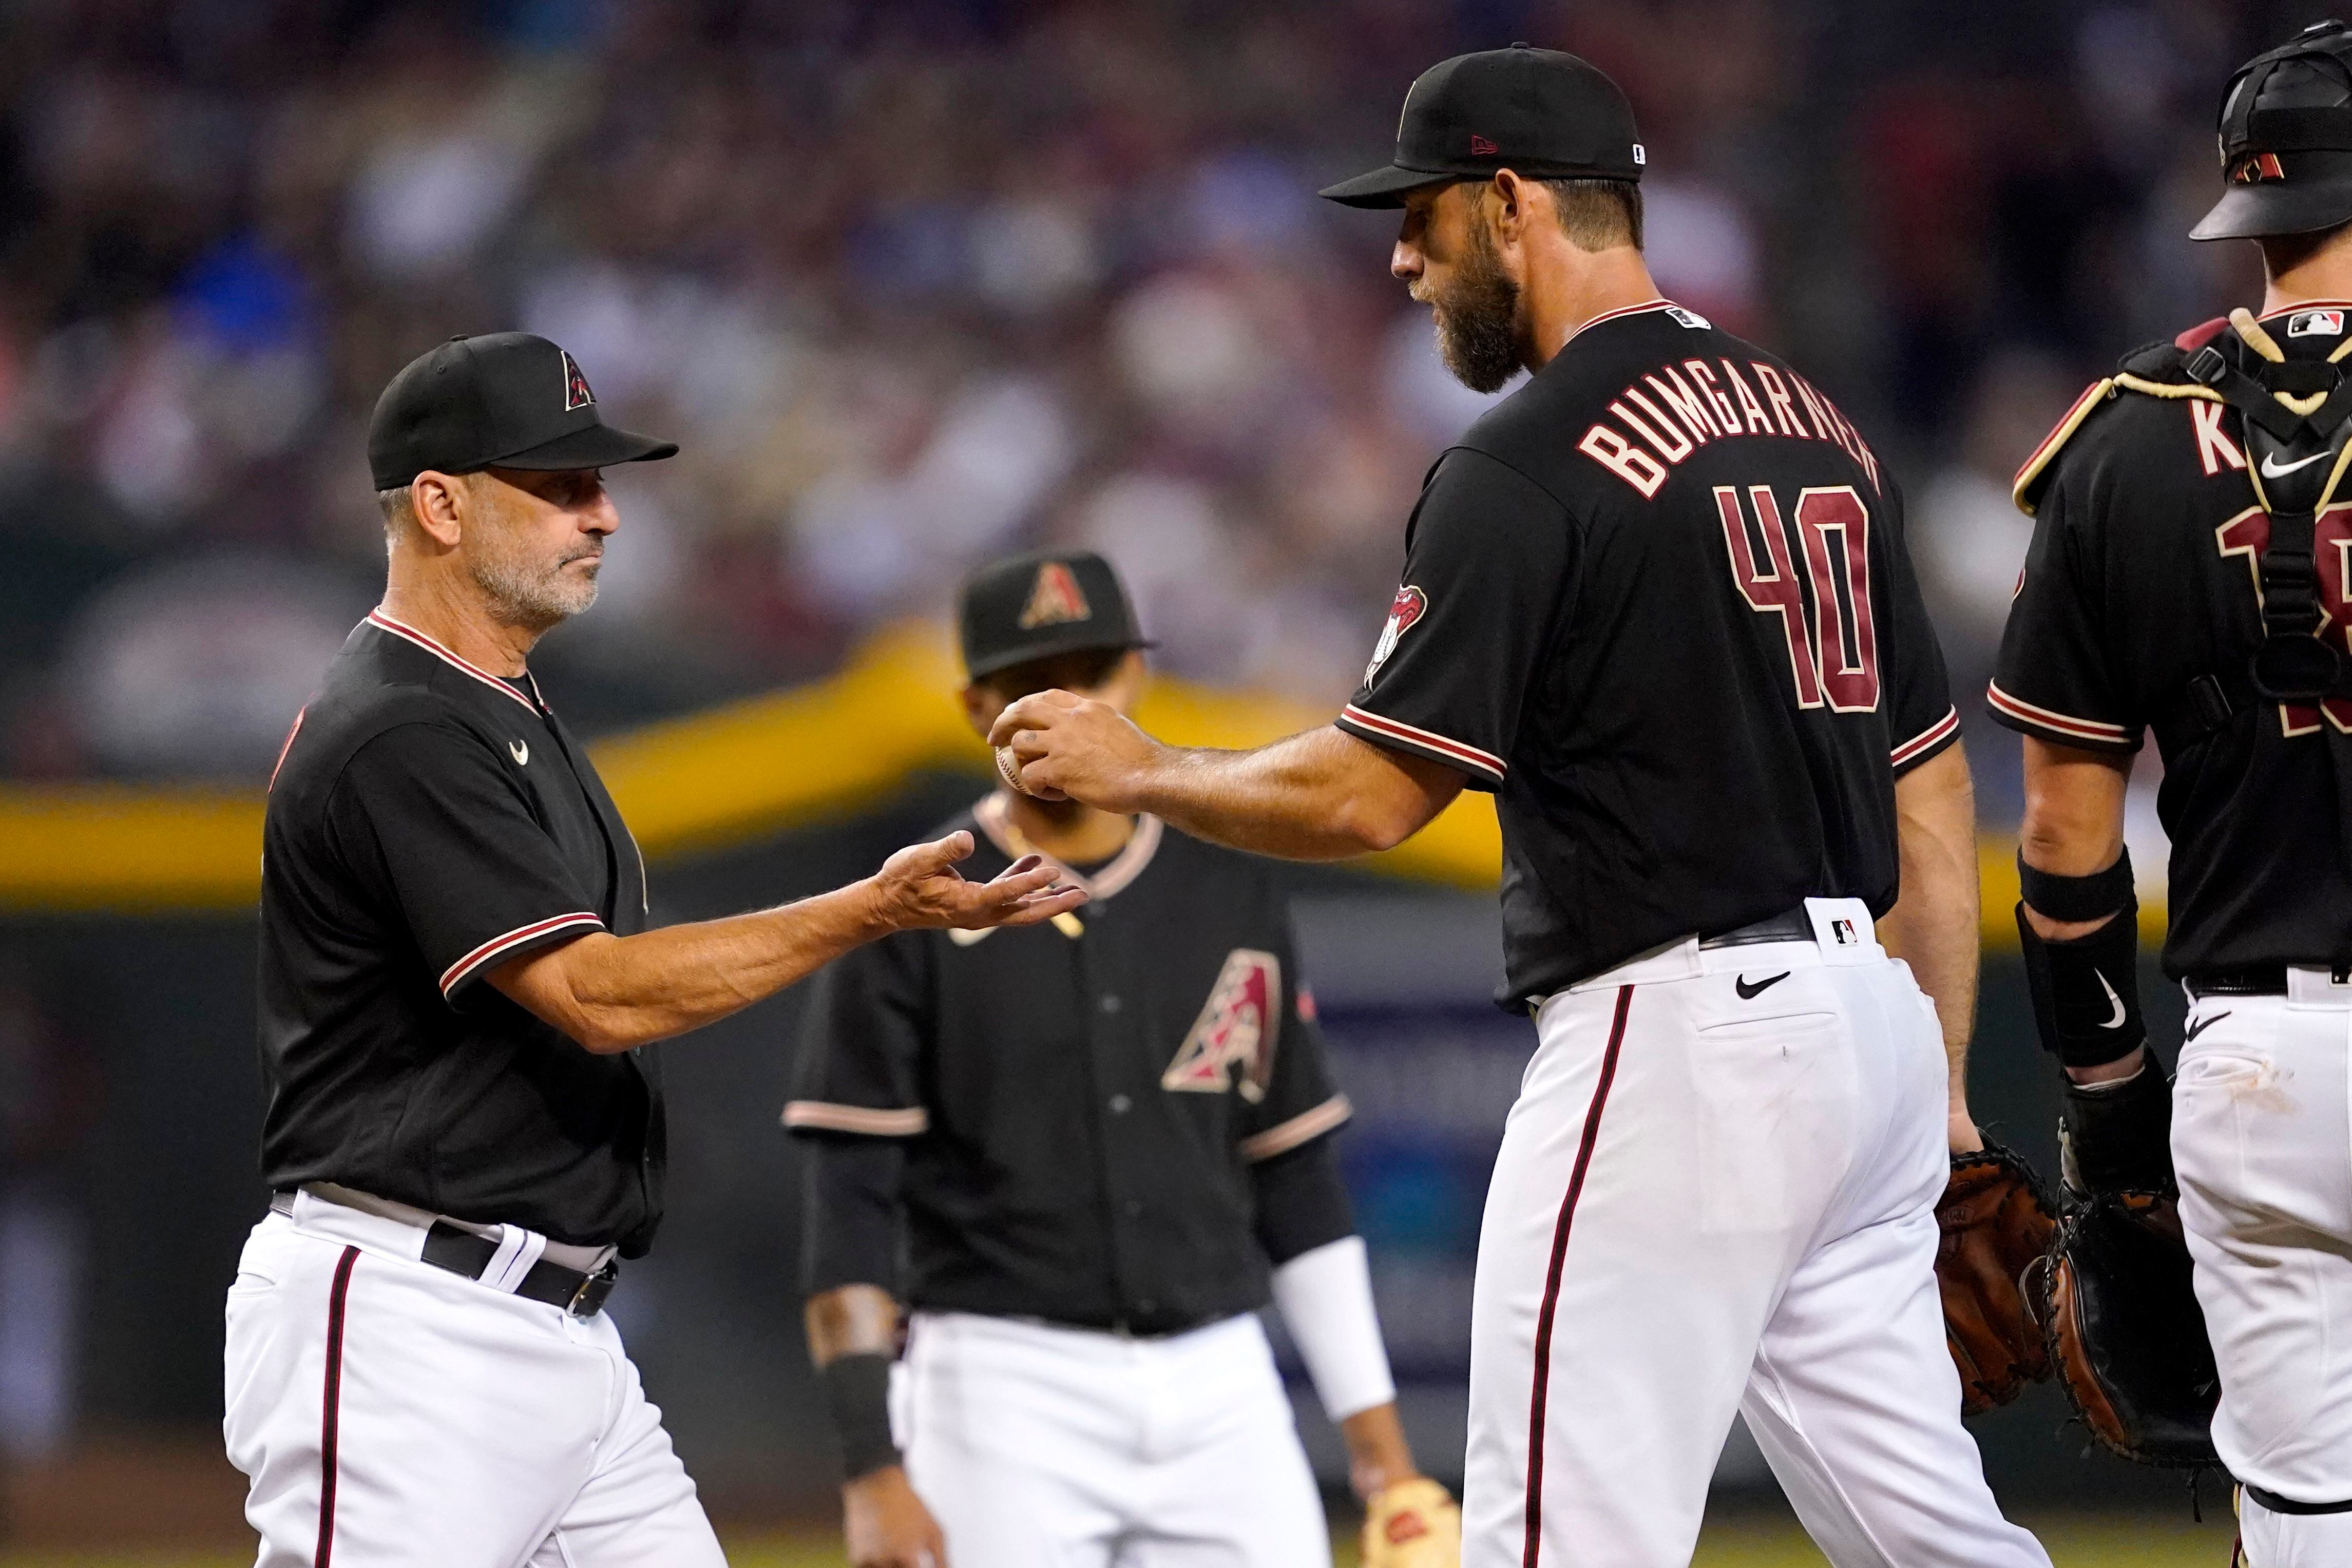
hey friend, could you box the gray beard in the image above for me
[471,552,599,630]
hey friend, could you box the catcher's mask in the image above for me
[2193,20,2352,242]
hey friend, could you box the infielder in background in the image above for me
[788,549,1458,1568]
[228,333,1081,1566]
[1996,22,2352,1563]
[991,47,2049,1568]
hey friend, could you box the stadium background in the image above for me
[0,0,2321,1559]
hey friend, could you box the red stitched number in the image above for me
[2217,502,2352,734]
[1716,484,1880,713]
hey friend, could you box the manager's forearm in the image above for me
[1133,727,1445,861]
[1879,747,1980,1122]
[511,884,884,1052]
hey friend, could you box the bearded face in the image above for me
[466,476,604,630]
[1428,201,1527,394]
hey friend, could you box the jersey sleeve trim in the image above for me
[1238,1094,1353,1162]
[439,911,606,998]
[1335,706,1506,783]
[1985,681,2139,752]
[781,1101,931,1137]
[2010,378,2114,517]
[1889,707,1960,772]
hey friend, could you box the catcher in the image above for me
[786,551,1459,1568]
[1988,21,2352,1560]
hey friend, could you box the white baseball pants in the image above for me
[895,1310,1328,1568]
[222,1204,724,1568]
[1462,900,2047,1568]
[2175,972,2352,1566]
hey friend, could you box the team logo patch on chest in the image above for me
[1019,561,1092,629]
[1161,948,1282,1102]
[1363,584,1426,684]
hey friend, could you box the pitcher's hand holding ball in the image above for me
[988,689,1162,809]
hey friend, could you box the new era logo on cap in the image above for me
[1469,133,1499,155]
[561,349,595,411]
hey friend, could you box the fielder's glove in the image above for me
[1936,1138,2057,1414]
[1362,1477,1461,1568]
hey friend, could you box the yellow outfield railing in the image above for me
[0,620,2126,950]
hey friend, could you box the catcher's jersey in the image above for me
[784,797,1348,1335]
[1336,300,1958,1006]
[1993,302,2352,977]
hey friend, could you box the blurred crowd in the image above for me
[0,0,2313,807]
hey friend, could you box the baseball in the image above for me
[995,744,1034,796]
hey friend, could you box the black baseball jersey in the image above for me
[1336,300,1958,1005]
[785,796,1351,1335]
[1994,303,2352,976]
[257,610,663,1254]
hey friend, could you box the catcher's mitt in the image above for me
[1362,1477,1461,1568]
[1936,1140,2058,1414]
[2041,1189,2220,1467]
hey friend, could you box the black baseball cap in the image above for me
[368,332,678,490]
[1318,44,1645,209]
[2192,21,2352,241]
[959,550,1154,681]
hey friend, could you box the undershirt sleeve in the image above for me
[799,1134,906,1296]
[1335,447,1578,790]
[1250,1135,1357,1267]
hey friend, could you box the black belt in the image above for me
[2187,968,2288,997]
[2246,1484,2352,1516]
[271,1192,619,1317]
[1699,909,1816,950]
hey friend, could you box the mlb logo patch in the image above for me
[2289,309,2345,339]
[1830,918,1857,946]
[1665,305,1712,330]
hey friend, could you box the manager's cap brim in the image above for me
[484,422,679,473]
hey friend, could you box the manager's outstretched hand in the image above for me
[868,831,1088,931]
[989,690,1164,809]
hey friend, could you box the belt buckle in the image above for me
[567,1265,618,1318]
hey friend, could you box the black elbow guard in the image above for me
[2060,1063,2175,1197]
[2017,855,2146,1070]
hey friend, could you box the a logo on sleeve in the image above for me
[1363,584,1427,684]
[1018,561,1092,629]
[1161,948,1282,1103]
[560,349,595,411]
[2289,309,2346,338]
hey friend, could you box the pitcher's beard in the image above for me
[472,552,600,630]
[1431,216,1527,394]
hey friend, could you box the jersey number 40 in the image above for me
[1716,483,1879,713]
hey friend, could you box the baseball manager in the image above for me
[223,332,1082,1567]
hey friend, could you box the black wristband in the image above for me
[818,1352,901,1481]
[2018,848,2134,924]
[2061,1064,2175,1196]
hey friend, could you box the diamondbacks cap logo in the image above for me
[1018,560,1091,629]
[2289,309,2346,338]
[1161,948,1282,1103]
[560,348,595,411]
[1363,584,1427,685]
[2231,151,2287,185]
